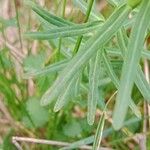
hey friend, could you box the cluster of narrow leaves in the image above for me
[24,0,150,148]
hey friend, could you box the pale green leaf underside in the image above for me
[40,5,131,106]
[117,29,150,102]
[88,50,101,125]
[113,0,150,130]
[54,75,78,112]
[23,47,150,79]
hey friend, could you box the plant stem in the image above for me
[73,0,95,55]
[57,0,67,60]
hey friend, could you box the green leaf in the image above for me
[63,120,82,137]
[106,46,150,61]
[24,21,102,40]
[87,50,101,125]
[102,51,141,118]
[117,29,150,102]
[25,98,49,128]
[23,60,68,79]
[25,0,74,27]
[73,75,81,97]
[40,5,131,106]
[61,117,141,150]
[113,0,150,130]
[23,52,46,72]
[54,75,78,112]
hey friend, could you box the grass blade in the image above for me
[92,112,105,150]
[40,5,131,106]
[113,0,150,130]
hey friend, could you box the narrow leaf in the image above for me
[106,47,150,61]
[25,0,74,27]
[23,60,68,79]
[102,51,141,118]
[88,50,101,125]
[117,29,150,102]
[54,75,78,112]
[113,0,150,130]
[25,21,102,40]
[73,75,81,97]
[40,5,131,106]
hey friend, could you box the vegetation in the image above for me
[0,0,150,149]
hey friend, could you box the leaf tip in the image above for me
[53,105,60,112]
[87,114,94,126]
[112,115,123,130]
[40,96,49,106]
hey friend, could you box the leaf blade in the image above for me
[88,50,101,125]
[102,51,141,118]
[113,0,150,130]
[24,21,102,40]
[40,5,131,106]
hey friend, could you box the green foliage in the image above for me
[113,0,150,130]
[23,52,46,72]
[63,120,82,137]
[88,51,102,125]
[93,112,105,150]
[23,98,49,128]
[40,5,131,106]
[25,21,102,40]
[1,0,150,149]
[24,0,150,141]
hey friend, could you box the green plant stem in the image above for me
[73,0,95,55]
[62,0,67,17]
[57,0,67,61]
